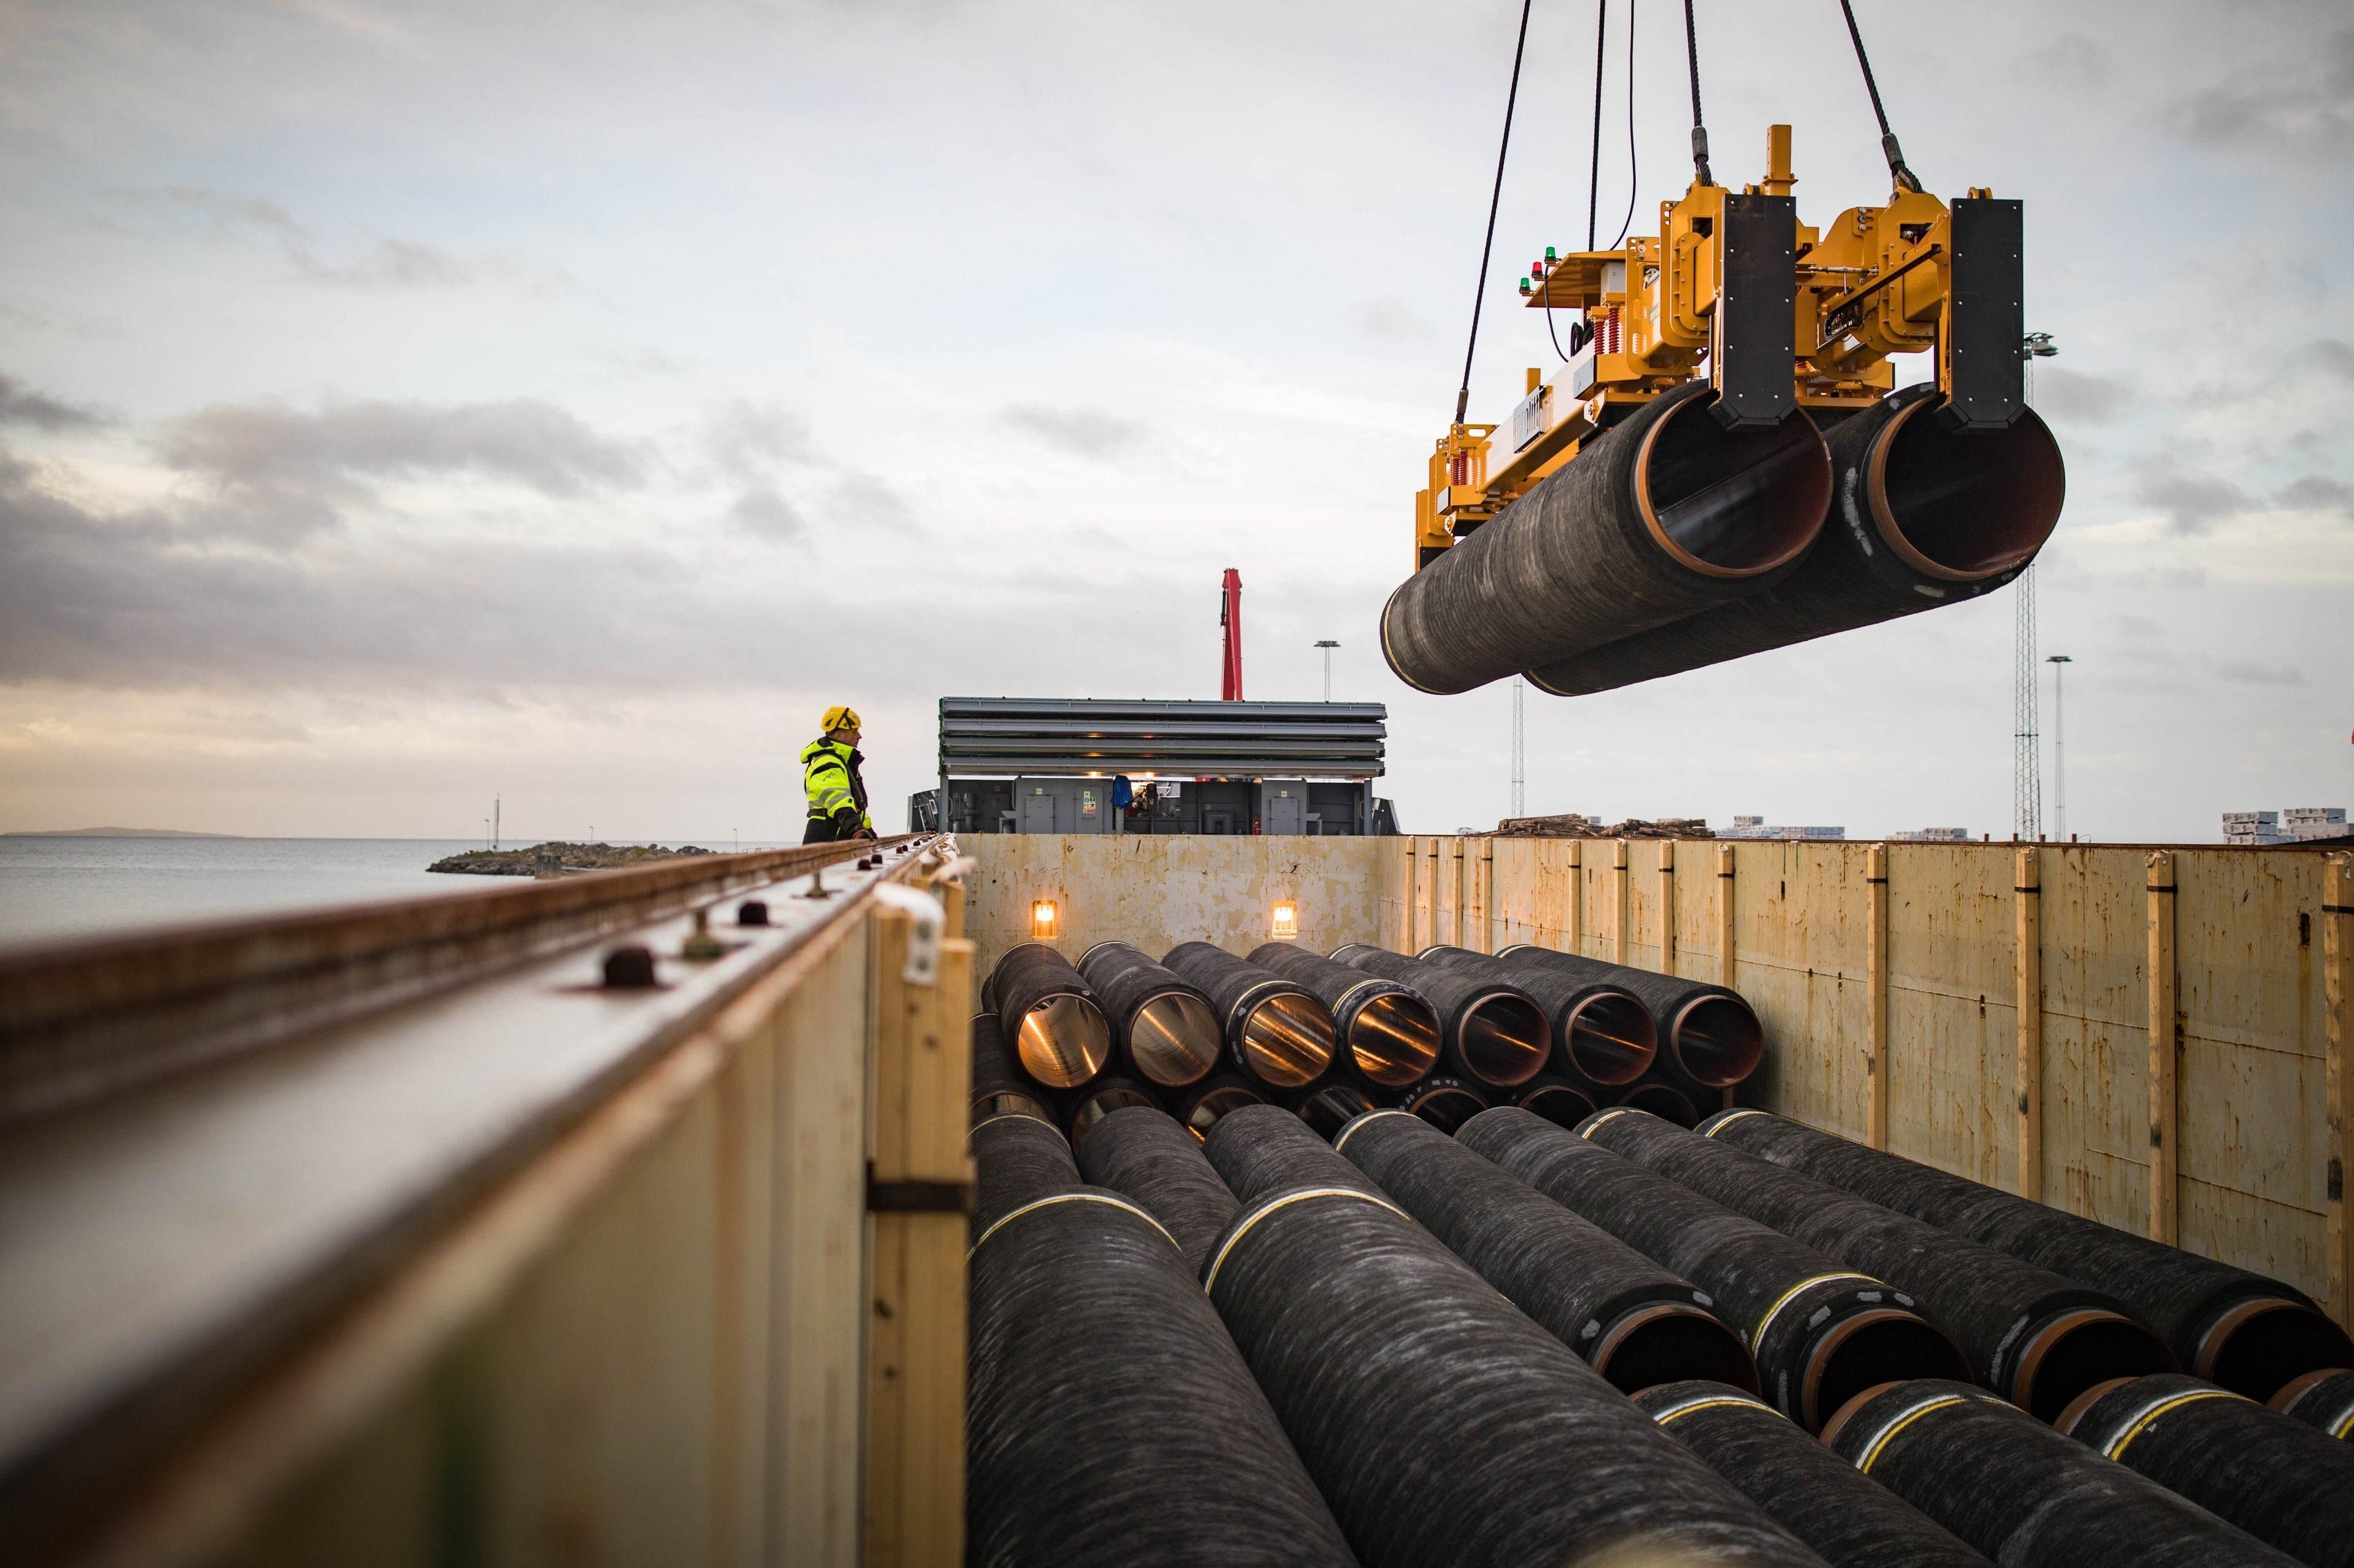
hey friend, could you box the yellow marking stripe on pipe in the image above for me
[1650,1393,1780,1427]
[967,1191,1178,1261]
[969,1110,1059,1139]
[1704,1108,1771,1138]
[2332,1404,2354,1440]
[1203,1186,1409,1295]
[1748,1273,1880,1353]
[1332,1108,1418,1154]
[1854,1394,1973,1475]
[1580,1107,1640,1138]
[2100,1387,2249,1460]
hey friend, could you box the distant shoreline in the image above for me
[2,827,248,839]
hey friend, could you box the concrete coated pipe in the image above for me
[1168,1073,1266,1141]
[988,941,1113,1090]
[1385,1073,1491,1134]
[1458,1107,1971,1430]
[1331,946,1550,1090]
[1420,944,1657,1088]
[970,1011,1055,1126]
[1529,387,2064,695]
[970,1111,1083,1241]
[1075,1104,1242,1277]
[1161,943,1336,1090]
[1585,1107,2175,1421]
[1822,1379,2301,1566]
[2054,1371,2354,1567]
[1335,1108,1758,1395]
[1616,1078,1702,1128]
[1076,940,1223,1090]
[967,1119,1354,1566]
[2272,1368,2354,1440]
[1288,1077,1381,1139]
[1058,1075,1156,1150]
[1250,942,1441,1088]
[1382,381,1831,695]
[1202,1103,1391,1207]
[1497,945,1764,1089]
[1195,1109,1832,1567]
[1633,1380,1991,1567]
[1511,1073,1600,1128]
[1701,1108,2354,1401]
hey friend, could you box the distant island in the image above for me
[428,841,717,877]
[2,827,245,838]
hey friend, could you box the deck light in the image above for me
[1030,900,1059,940]
[1270,900,1299,941]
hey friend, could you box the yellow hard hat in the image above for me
[821,705,862,734]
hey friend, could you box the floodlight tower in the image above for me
[2048,654,2074,842]
[1314,640,1340,701]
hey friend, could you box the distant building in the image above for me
[2225,807,2346,845]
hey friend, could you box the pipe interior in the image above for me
[1618,1082,1700,1128]
[1671,997,1765,1087]
[1069,1086,1155,1147]
[1594,1309,1759,1397]
[1877,400,2065,577]
[1404,1086,1488,1135]
[1807,1313,1974,1434]
[2203,1301,2353,1401]
[1565,993,1658,1086]
[1348,993,1442,1087]
[1642,395,1830,572]
[1016,994,1112,1088]
[972,1091,1053,1126]
[1239,993,1337,1088]
[2016,1314,2177,1424]
[1458,994,1551,1088]
[1295,1085,1377,1140]
[1128,992,1222,1088]
[1518,1083,1598,1130]
[1181,1084,1264,1141]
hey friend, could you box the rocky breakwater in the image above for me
[428,841,716,877]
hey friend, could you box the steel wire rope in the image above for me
[1837,0,1922,191]
[1682,0,1712,184]
[1608,4,1637,247]
[1451,0,1536,425]
[1545,0,1612,364]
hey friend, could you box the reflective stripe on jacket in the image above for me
[801,737,870,827]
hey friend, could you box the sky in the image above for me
[1,0,2348,844]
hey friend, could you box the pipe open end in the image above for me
[1616,1081,1700,1128]
[1128,991,1222,1088]
[1402,1083,1488,1134]
[2012,1308,2176,1423]
[1068,1084,1154,1147]
[1238,993,1336,1088]
[1804,1310,1974,1434]
[1872,397,2066,580]
[1459,993,1551,1087]
[2194,1296,2354,1401]
[1592,1305,1759,1397]
[971,1091,1053,1127]
[1640,394,1831,577]
[1295,1084,1378,1140]
[1565,991,1658,1086]
[1349,992,1442,1086]
[1670,995,1764,1087]
[1517,1080,1599,1129]
[1179,1083,1265,1141]
[1015,994,1112,1088]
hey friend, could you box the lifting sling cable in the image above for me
[1608,3,1637,248]
[1683,0,1713,185]
[1452,0,1537,425]
[1551,0,1612,364]
[1838,0,1923,192]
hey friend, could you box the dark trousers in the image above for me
[802,816,844,844]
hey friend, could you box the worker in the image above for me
[803,705,877,843]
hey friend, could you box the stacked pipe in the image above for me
[1334,1108,1758,1394]
[1161,942,1338,1092]
[1418,944,1658,1091]
[1073,1104,1240,1276]
[2051,1371,2354,1567]
[1823,1379,2301,1565]
[1583,1106,2175,1420]
[2273,1369,2354,1440]
[1381,381,1833,696]
[969,1011,1053,1126]
[1329,945,1551,1092]
[965,1103,1355,1566]
[1528,387,2066,695]
[1634,1380,1993,1567]
[987,941,1112,1090]
[1702,1108,2354,1399]
[1389,1074,1492,1133]
[1495,945,1766,1098]
[1076,941,1223,1091]
[1248,942,1441,1088]
[1458,1106,1972,1429]
[1193,1105,1830,1567]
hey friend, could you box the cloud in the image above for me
[157,395,647,538]
[2313,339,2354,381]
[0,372,108,432]
[1351,297,1435,342]
[154,187,567,293]
[2032,367,2130,425]
[998,403,1152,461]
[729,485,806,542]
[2164,28,2354,154]
[829,471,916,530]
[706,400,814,481]
[2215,660,2305,686]
[2131,465,2252,533]
[2277,474,2353,517]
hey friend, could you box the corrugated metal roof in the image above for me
[938,698,1385,779]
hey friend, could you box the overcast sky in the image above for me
[2,0,2348,843]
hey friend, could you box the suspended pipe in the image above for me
[1249,942,1441,1088]
[2272,1369,2354,1440]
[1381,381,1832,695]
[1169,1073,1267,1141]
[1331,945,1550,1090]
[1617,1078,1702,1128]
[1059,1075,1157,1149]
[1075,1104,1241,1277]
[1528,388,2066,695]
[970,1011,1053,1126]
[1585,1107,2175,1420]
[967,1129,1355,1566]
[1632,1380,1992,1567]
[1161,943,1336,1090]
[1335,1108,1757,1394]
[1420,944,1657,1087]
[1512,1073,1599,1128]
[1822,1379,2303,1566]
[1195,1108,1831,1567]
[1076,940,1223,1090]
[2054,1371,2354,1568]
[1388,1074,1491,1134]
[1458,1106,1970,1430]
[988,941,1113,1090]
[1701,1108,2354,1400]
[1497,945,1764,1088]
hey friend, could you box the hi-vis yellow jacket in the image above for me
[802,738,870,831]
